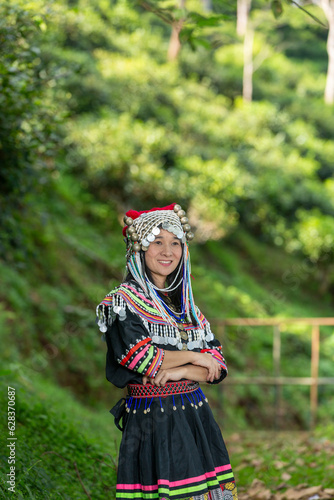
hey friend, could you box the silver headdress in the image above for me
[122,203,203,328]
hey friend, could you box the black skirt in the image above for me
[111,381,238,500]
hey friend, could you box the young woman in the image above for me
[97,203,238,500]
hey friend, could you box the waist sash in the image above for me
[127,380,199,398]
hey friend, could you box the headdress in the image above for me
[122,203,203,328]
[123,203,194,257]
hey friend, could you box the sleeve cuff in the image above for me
[201,348,228,384]
[145,347,164,378]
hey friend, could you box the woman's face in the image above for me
[144,229,182,288]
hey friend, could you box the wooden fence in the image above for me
[211,318,334,428]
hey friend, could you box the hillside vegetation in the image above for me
[1,0,334,498]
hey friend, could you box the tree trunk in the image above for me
[167,20,183,61]
[167,0,186,61]
[243,26,254,101]
[320,0,334,104]
[237,0,251,37]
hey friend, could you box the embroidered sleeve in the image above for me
[201,321,228,384]
[97,291,164,379]
[201,345,228,372]
[117,334,164,378]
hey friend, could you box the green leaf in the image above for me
[188,12,229,27]
[271,0,283,19]
[192,37,212,50]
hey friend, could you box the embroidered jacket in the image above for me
[97,280,227,388]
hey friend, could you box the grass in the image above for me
[0,367,119,499]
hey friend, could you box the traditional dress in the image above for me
[97,280,238,500]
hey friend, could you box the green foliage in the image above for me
[1,7,334,499]
[0,0,64,261]
[0,371,118,499]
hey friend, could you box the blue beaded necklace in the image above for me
[153,288,186,321]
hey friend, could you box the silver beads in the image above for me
[173,204,194,242]
[123,203,195,258]
[124,216,133,226]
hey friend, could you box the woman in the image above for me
[97,203,238,500]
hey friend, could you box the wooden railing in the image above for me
[211,318,334,428]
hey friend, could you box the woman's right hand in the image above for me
[192,352,221,382]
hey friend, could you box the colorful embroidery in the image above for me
[201,349,228,373]
[221,481,238,499]
[118,336,164,378]
[97,282,222,353]
[116,467,236,499]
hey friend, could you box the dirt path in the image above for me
[226,431,334,500]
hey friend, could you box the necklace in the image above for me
[158,293,185,320]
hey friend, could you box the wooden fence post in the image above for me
[310,324,320,428]
[273,324,281,429]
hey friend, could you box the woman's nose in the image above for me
[161,244,172,255]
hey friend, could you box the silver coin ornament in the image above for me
[123,203,195,258]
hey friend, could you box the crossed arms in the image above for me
[142,350,222,386]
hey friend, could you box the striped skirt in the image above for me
[111,380,238,500]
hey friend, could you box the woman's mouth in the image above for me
[158,260,172,266]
